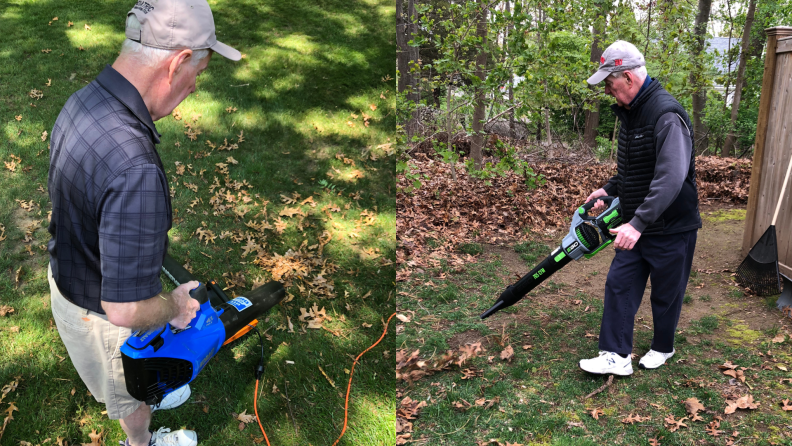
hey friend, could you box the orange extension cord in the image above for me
[254,312,397,446]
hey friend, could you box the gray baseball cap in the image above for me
[125,0,241,61]
[586,40,645,85]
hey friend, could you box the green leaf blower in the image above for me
[480,196,622,319]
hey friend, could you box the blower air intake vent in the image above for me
[576,224,600,250]
[121,354,193,405]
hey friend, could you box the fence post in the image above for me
[741,26,792,256]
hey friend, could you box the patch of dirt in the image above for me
[447,329,489,349]
[478,204,784,349]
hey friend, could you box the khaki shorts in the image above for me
[49,265,143,420]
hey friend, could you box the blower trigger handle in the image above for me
[580,196,616,221]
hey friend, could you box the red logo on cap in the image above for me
[615,59,623,66]
[600,56,605,64]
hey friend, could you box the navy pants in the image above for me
[598,229,697,355]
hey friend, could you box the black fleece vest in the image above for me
[611,81,700,235]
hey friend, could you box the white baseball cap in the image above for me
[587,40,645,85]
[125,0,241,61]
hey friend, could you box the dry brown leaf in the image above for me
[724,395,760,414]
[664,415,688,432]
[683,397,705,417]
[237,409,256,423]
[590,408,604,420]
[81,429,102,446]
[0,306,13,317]
[500,345,514,362]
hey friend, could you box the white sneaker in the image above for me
[579,351,633,376]
[151,385,191,413]
[638,349,675,369]
[149,427,197,446]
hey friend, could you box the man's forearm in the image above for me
[102,291,180,331]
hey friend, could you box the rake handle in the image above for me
[772,155,792,226]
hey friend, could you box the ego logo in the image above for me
[532,268,545,279]
[566,241,580,253]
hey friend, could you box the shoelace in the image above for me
[149,427,180,446]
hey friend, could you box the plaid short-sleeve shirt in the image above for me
[48,65,172,314]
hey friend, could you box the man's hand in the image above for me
[585,188,608,212]
[609,223,641,250]
[169,280,200,329]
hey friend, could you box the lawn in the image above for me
[396,223,792,446]
[0,0,395,445]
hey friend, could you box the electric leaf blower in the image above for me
[480,196,623,319]
[121,253,286,405]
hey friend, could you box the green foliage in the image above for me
[397,159,427,193]
[594,135,613,161]
[463,139,545,188]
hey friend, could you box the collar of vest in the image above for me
[611,80,664,123]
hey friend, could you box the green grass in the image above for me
[0,1,395,445]
[397,257,792,446]
[513,240,551,264]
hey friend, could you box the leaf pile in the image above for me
[397,156,751,280]
[396,396,427,445]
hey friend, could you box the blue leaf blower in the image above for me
[121,253,286,404]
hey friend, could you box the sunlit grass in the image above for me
[0,0,394,444]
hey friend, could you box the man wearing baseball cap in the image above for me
[578,41,701,376]
[47,1,240,445]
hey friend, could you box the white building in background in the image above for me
[706,36,741,105]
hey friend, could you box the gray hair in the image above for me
[120,14,210,68]
[609,65,648,82]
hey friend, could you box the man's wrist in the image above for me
[628,217,647,233]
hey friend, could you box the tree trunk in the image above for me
[583,0,610,150]
[469,0,489,169]
[396,0,409,94]
[689,0,712,153]
[722,0,756,157]
[505,1,516,139]
[446,78,457,181]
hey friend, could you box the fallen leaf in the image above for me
[81,429,102,446]
[318,366,336,388]
[84,23,91,30]
[0,306,13,317]
[664,415,688,432]
[590,408,604,419]
[771,333,785,343]
[237,409,256,423]
[683,397,705,417]
[724,395,760,414]
[396,314,411,323]
[500,345,514,362]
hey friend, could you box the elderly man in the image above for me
[47,1,240,445]
[578,41,701,376]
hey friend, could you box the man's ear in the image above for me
[167,49,193,85]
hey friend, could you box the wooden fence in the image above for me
[742,26,792,280]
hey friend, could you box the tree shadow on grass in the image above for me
[0,0,394,444]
